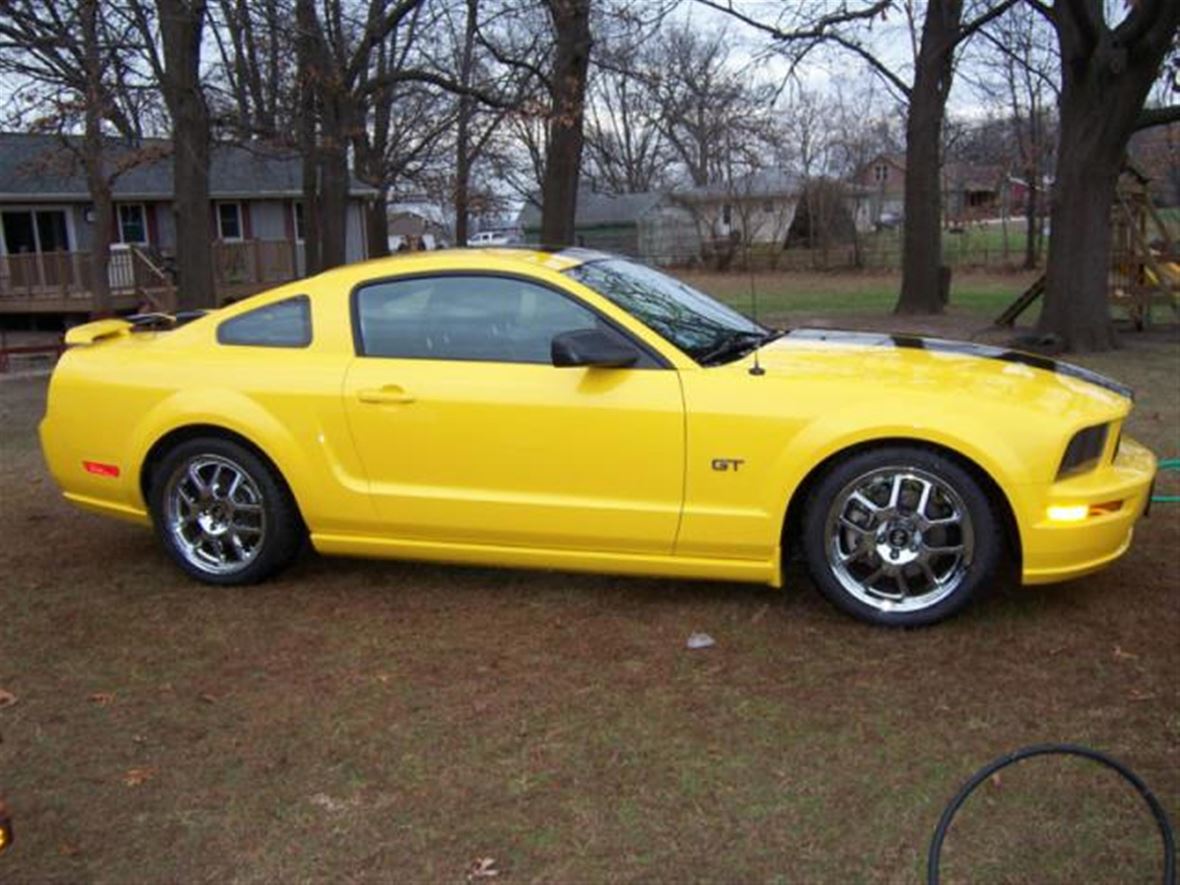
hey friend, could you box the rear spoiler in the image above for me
[64,310,208,346]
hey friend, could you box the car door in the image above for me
[342,272,685,555]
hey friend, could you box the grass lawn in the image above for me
[674,269,1043,324]
[0,306,1177,882]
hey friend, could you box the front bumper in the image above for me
[1021,436,1156,584]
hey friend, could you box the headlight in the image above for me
[1057,424,1108,479]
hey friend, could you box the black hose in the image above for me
[927,743,1176,885]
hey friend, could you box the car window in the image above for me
[217,295,311,347]
[355,275,618,364]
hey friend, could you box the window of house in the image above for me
[217,295,311,347]
[722,204,732,225]
[117,204,147,244]
[354,274,619,364]
[874,164,889,182]
[2,209,70,254]
[292,201,306,242]
[217,202,243,240]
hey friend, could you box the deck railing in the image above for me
[0,240,301,312]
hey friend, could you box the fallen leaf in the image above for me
[990,773,1003,789]
[122,767,156,787]
[198,693,217,704]
[0,689,16,708]
[467,857,500,881]
[1129,689,1157,702]
[89,692,115,706]
[59,843,81,857]
[1113,646,1139,660]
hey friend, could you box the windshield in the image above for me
[564,258,767,364]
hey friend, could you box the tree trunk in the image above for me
[1038,0,1180,351]
[365,189,390,258]
[1023,172,1037,271]
[157,0,215,310]
[318,91,350,270]
[895,0,961,315]
[80,0,112,318]
[539,0,592,246]
[296,0,322,275]
[454,0,477,246]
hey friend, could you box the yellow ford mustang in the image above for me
[39,248,1156,626]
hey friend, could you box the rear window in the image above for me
[217,296,311,347]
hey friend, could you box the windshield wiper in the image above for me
[698,329,782,366]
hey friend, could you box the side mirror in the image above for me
[551,329,639,368]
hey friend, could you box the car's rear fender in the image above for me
[129,388,317,518]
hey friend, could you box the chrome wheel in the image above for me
[824,466,975,614]
[164,455,267,576]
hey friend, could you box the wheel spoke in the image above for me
[925,543,963,555]
[915,480,932,519]
[887,474,902,509]
[850,491,882,515]
[187,463,210,498]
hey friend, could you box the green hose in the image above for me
[1154,458,1180,504]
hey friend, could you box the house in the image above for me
[854,152,1037,226]
[852,153,907,225]
[517,173,806,266]
[671,170,802,250]
[517,188,672,257]
[1128,122,1180,207]
[0,132,378,314]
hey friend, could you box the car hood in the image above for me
[747,328,1133,409]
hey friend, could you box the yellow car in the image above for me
[39,248,1156,626]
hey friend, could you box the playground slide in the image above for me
[1144,261,1180,286]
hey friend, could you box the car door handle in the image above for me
[357,386,416,405]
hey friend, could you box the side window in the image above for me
[217,295,311,347]
[355,275,614,364]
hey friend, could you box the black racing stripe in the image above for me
[786,329,1134,400]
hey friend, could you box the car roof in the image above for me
[339,245,614,278]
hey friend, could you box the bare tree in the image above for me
[209,0,294,140]
[700,0,1018,314]
[649,24,779,188]
[1035,0,1180,351]
[0,0,153,316]
[968,4,1058,268]
[125,0,216,309]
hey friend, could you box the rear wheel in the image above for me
[150,437,302,585]
[801,446,1003,626]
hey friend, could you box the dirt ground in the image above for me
[0,312,1177,883]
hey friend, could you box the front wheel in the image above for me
[801,446,1003,626]
[150,437,303,585]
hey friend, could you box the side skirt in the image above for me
[311,532,782,587]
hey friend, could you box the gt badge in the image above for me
[711,458,745,472]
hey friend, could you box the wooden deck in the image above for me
[0,239,302,315]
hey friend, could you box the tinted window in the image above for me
[356,275,615,364]
[217,295,311,347]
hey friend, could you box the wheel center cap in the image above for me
[198,505,230,536]
[877,520,921,565]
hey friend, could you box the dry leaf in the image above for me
[122,767,156,787]
[198,693,217,704]
[990,773,1003,789]
[467,857,500,880]
[1113,646,1139,660]
[89,692,115,706]
[0,689,16,708]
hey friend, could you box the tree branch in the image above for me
[1134,104,1180,131]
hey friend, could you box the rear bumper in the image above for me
[1021,436,1155,584]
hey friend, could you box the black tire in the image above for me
[801,445,1003,627]
[149,436,303,585]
